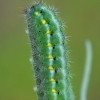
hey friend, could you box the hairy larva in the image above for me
[25,2,74,100]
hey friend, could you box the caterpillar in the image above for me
[25,2,74,100]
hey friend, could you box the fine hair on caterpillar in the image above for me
[25,2,74,100]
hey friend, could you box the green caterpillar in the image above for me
[25,2,74,100]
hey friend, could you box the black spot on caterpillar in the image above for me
[25,2,74,100]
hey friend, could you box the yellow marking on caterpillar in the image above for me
[48,55,53,59]
[49,66,54,70]
[46,30,50,34]
[47,43,52,47]
[50,78,55,82]
[35,12,39,15]
[42,20,46,24]
[52,89,56,93]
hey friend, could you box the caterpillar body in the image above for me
[25,2,74,100]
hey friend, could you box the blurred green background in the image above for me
[0,0,100,100]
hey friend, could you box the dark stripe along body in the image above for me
[25,3,74,100]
